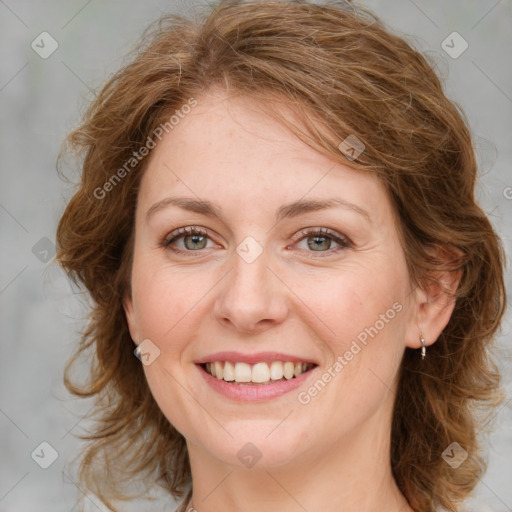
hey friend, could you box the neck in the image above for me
[185,393,413,512]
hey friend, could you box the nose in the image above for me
[214,247,288,334]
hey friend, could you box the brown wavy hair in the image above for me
[55,1,507,510]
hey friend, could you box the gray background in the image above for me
[1,0,511,511]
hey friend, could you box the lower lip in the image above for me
[197,364,316,402]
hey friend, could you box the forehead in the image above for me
[137,90,391,225]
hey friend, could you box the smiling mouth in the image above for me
[200,361,317,385]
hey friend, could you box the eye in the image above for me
[163,226,215,253]
[290,228,352,256]
[162,226,352,257]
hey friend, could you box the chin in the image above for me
[189,420,312,469]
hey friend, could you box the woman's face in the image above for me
[124,89,421,469]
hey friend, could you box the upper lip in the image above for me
[194,351,319,365]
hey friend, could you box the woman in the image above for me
[56,1,506,511]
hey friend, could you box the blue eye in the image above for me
[164,227,212,251]
[292,228,352,255]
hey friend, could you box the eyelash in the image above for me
[162,226,352,257]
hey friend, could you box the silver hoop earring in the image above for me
[420,335,426,360]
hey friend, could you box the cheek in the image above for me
[131,263,210,434]
[301,274,404,403]
[293,264,407,397]
[130,257,227,372]
[130,258,197,341]
[294,265,402,345]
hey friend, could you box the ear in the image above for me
[405,250,462,350]
[123,291,139,344]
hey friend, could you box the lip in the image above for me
[194,351,318,365]
[196,362,318,402]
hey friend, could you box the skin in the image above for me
[124,88,459,512]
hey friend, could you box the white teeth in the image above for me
[223,361,235,381]
[214,361,223,380]
[252,362,271,383]
[283,362,295,380]
[203,360,314,384]
[234,362,252,382]
[270,361,284,380]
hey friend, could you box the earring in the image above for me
[134,344,142,358]
[420,335,426,360]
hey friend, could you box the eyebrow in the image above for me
[145,196,371,224]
